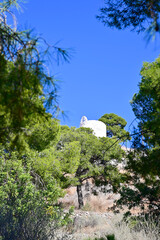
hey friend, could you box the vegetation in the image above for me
[56,126,124,209]
[0,150,67,240]
[99,113,130,140]
[73,214,160,240]
[87,215,160,240]
[0,0,160,239]
[97,0,160,219]
[97,0,160,38]
[115,56,160,216]
[0,1,72,239]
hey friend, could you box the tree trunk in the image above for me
[77,184,84,209]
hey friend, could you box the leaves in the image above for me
[117,56,160,216]
[99,113,130,141]
[0,1,73,238]
[97,0,160,35]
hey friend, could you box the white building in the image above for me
[80,116,106,138]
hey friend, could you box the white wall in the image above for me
[80,116,106,138]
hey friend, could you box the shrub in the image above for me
[0,151,70,240]
[106,235,115,240]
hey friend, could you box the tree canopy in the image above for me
[0,1,73,238]
[97,0,160,37]
[99,113,129,141]
[56,126,124,208]
[0,0,70,153]
[97,1,160,217]
[116,56,160,216]
[130,56,160,176]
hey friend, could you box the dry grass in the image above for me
[63,212,160,240]
[104,214,160,240]
[73,213,109,232]
[84,194,118,212]
[60,185,120,212]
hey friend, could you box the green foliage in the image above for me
[57,126,124,208]
[0,0,71,152]
[107,235,115,240]
[59,127,102,181]
[97,0,160,37]
[28,118,60,151]
[117,56,160,216]
[0,51,63,153]
[99,113,129,141]
[0,54,47,150]
[131,57,160,172]
[0,1,73,239]
[32,147,65,192]
[131,57,160,152]
[0,149,65,240]
[56,141,81,175]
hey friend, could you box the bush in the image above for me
[106,235,115,240]
[0,151,69,240]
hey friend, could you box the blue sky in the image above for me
[17,0,160,129]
